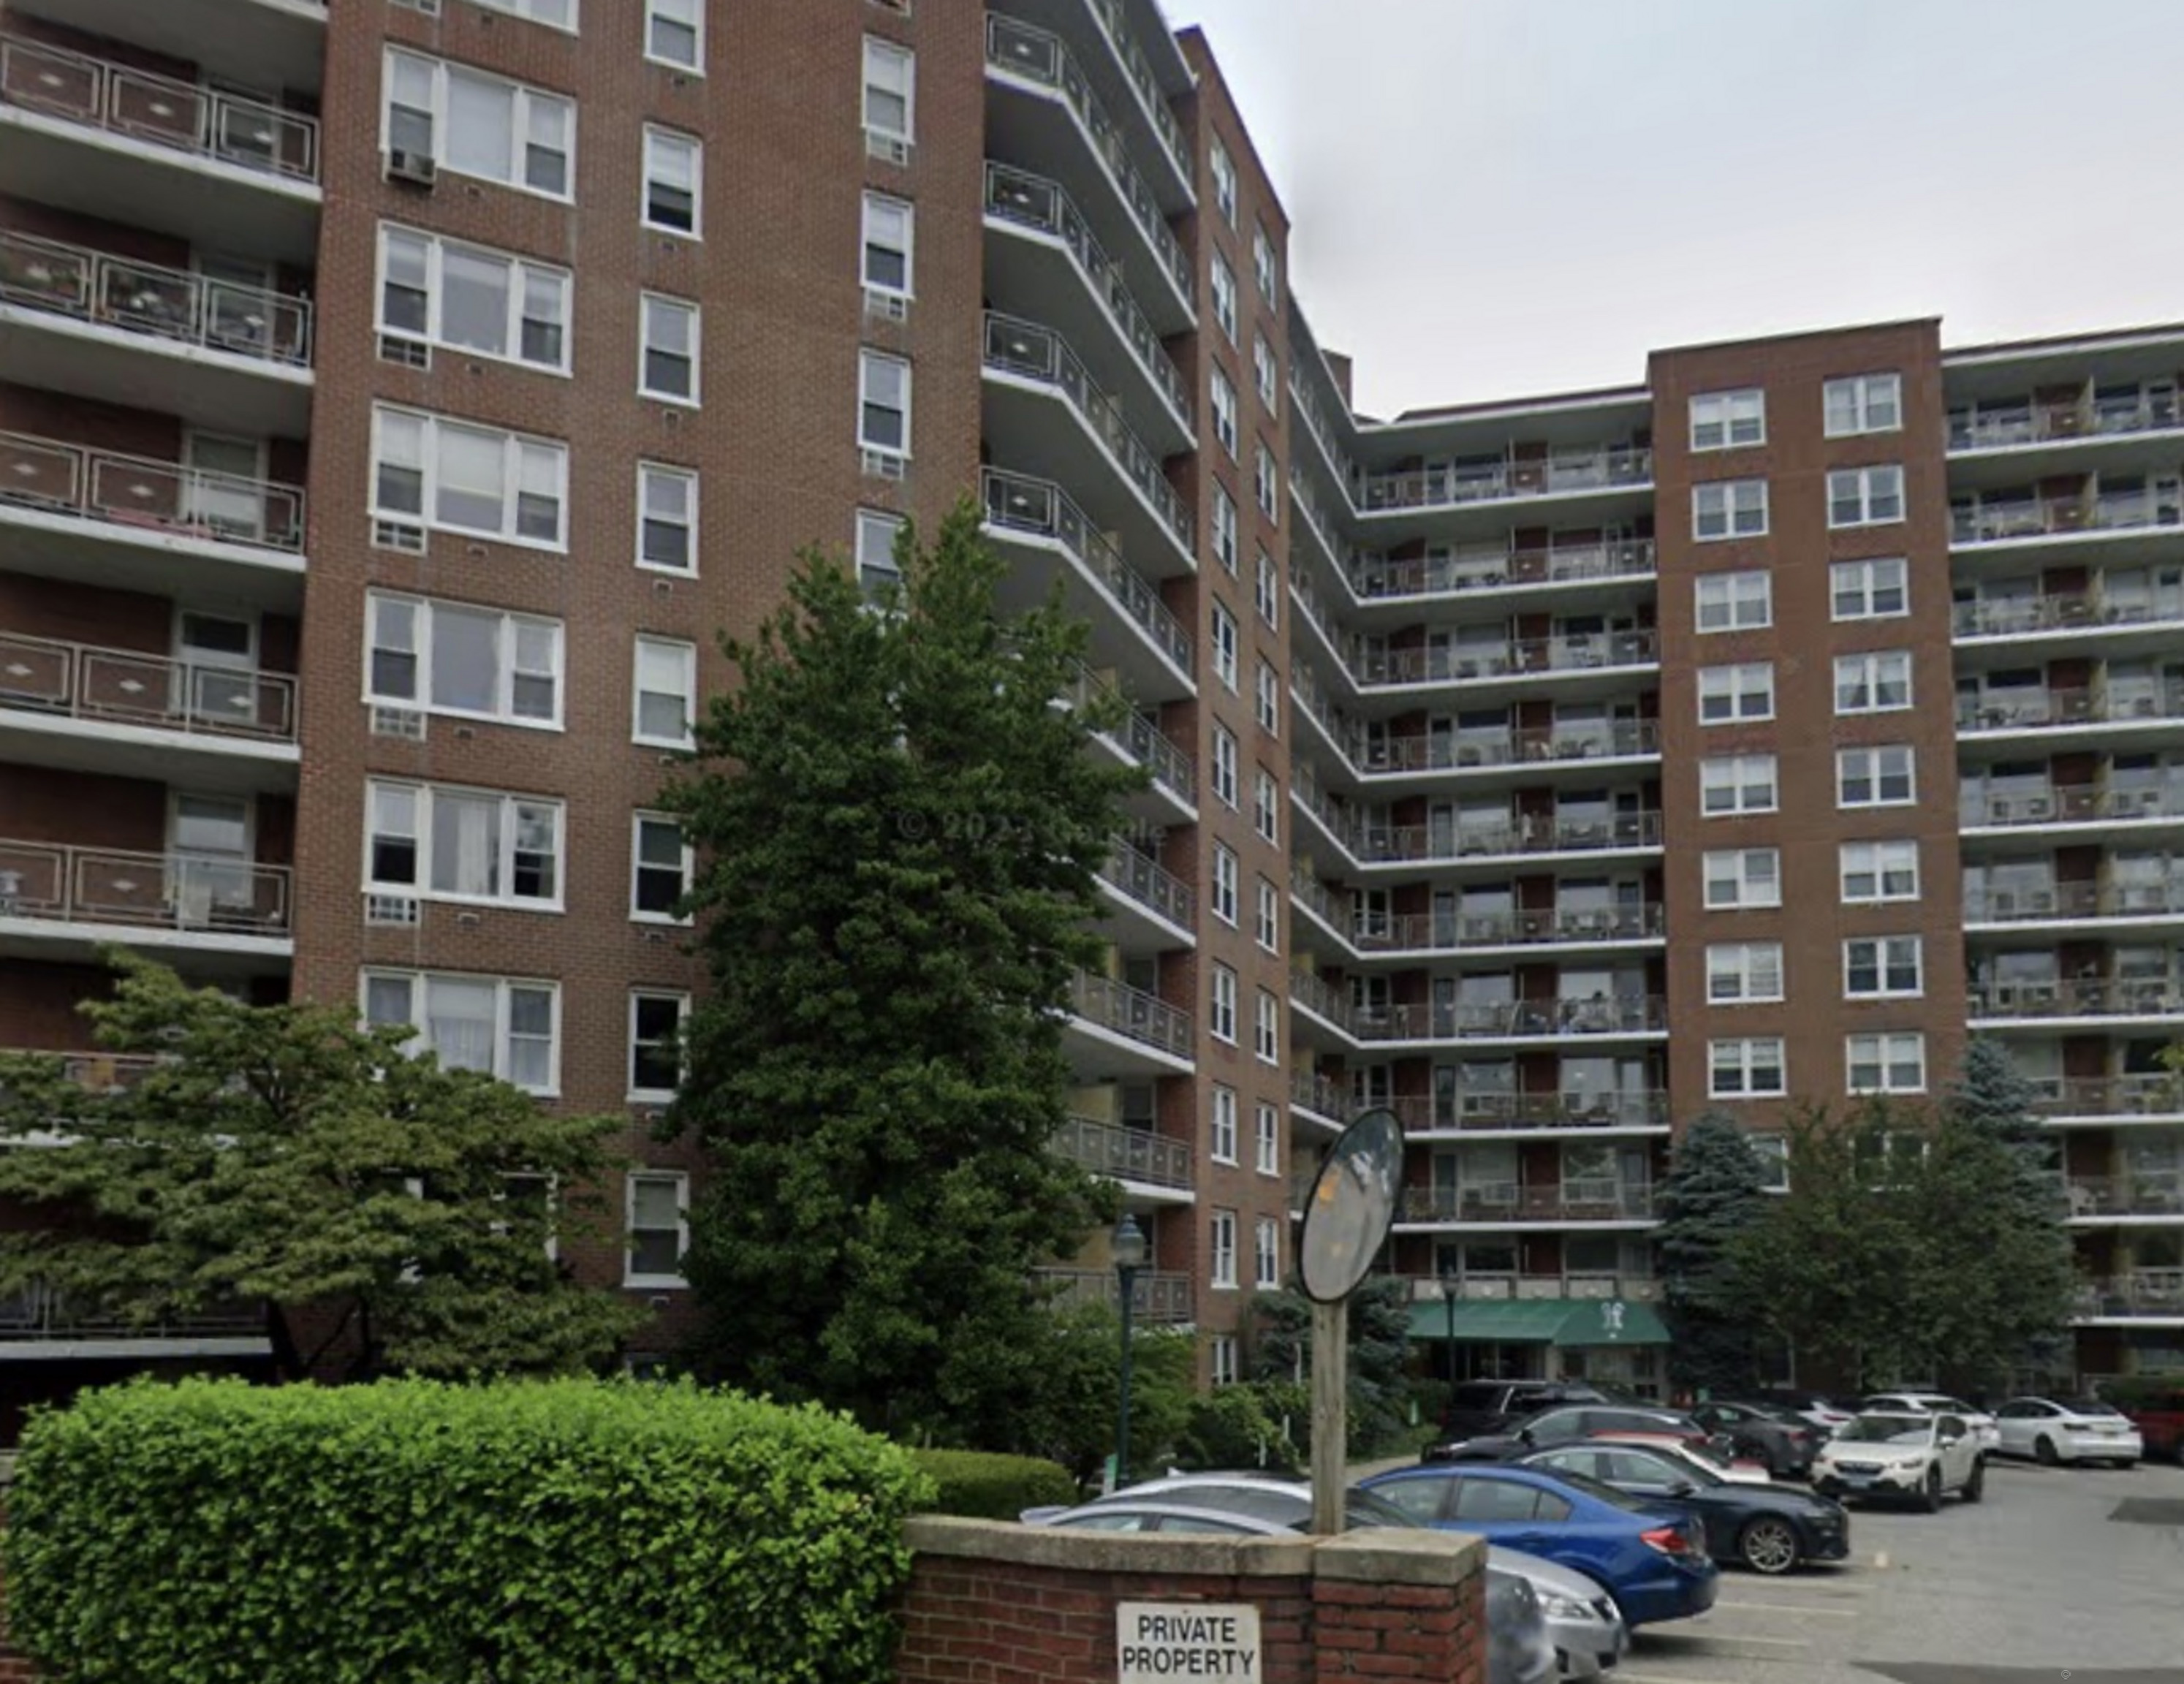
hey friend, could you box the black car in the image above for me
[1690,1400,1826,1479]
[1436,1379,1611,1443]
[1426,1402,1725,1465]
[1517,1440,1851,1576]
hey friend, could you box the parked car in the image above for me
[1362,1463,1720,1630]
[1426,1403,1726,1465]
[1515,1440,1850,1575]
[1992,1396,2142,1466]
[1591,1433,1772,1486]
[1753,1389,1859,1433]
[1439,1380,1614,1442]
[1810,1412,1985,1510]
[1688,1400,1826,1478]
[1860,1391,2001,1453]
[2102,1380,2184,1462]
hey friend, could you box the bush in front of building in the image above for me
[909,1449,1078,1517]
[6,1376,932,1684]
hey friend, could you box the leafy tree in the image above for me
[661,502,1139,1446]
[0,955,641,1380]
[1656,1110,1769,1396]
[1000,1303,1196,1485]
[1247,1275,1414,1452]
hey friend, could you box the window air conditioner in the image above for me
[386,150,438,188]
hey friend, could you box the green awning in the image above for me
[1407,1297,1670,1348]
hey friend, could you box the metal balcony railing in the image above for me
[1335,809,1667,866]
[1354,995,1667,1043]
[1950,395,2183,452]
[1035,1264,1193,1321]
[1053,1113,1193,1191]
[982,313,1191,550]
[1378,722,1663,774]
[1968,975,2184,1020]
[1080,0,1190,190]
[1399,1183,1658,1224]
[1964,784,2184,828]
[1351,629,1659,686]
[1403,1273,1661,1303]
[20,1049,161,1091]
[0,230,312,365]
[1952,493,2184,545]
[1965,881,2184,923]
[1099,841,1194,928]
[1290,1069,1350,1120]
[0,629,297,743]
[2029,1074,2183,1117]
[1350,539,1658,602]
[1952,590,2184,638]
[0,34,319,182]
[0,428,306,553]
[2063,1174,2184,1218]
[1067,969,1192,1060]
[1288,868,1662,952]
[0,1281,265,1342]
[0,839,291,935]
[1957,687,2184,732]
[1065,663,1196,807]
[2074,1270,2184,1319]
[1285,1081,1668,1134]
[1356,448,1652,515]
[985,469,1192,676]
[1288,376,1356,489]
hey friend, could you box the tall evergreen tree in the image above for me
[1656,1111,1769,1395]
[1947,1036,2054,1169]
[1247,1275,1413,1451]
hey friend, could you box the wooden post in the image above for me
[1311,1295,1347,1536]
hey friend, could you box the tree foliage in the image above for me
[995,1303,1197,1484]
[661,502,1140,1446]
[1656,1110,1769,1395]
[1247,1275,1414,1452]
[0,955,641,1380]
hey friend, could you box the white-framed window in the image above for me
[1210,136,1237,225]
[625,1170,688,1287]
[858,349,911,461]
[1210,1332,1238,1386]
[1698,661,1775,724]
[1255,1101,1279,1175]
[1211,964,1238,1044]
[1210,249,1238,343]
[1824,373,1903,437]
[631,812,691,922]
[1254,767,1279,845]
[628,990,689,1098]
[1749,1134,1790,1192]
[645,0,702,69]
[363,968,560,1093]
[1255,877,1279,954]
[1252,224,1278,302]
[639,294,699,404]
[1253,333,1278,411]
[1835,651,1913,714]
[1704,847,1781,909]
[1848,1031,1926,1095]
[1700,753,1778,816]
[1212,725,1238,808]
[376,224,570,372]
[1710,1037,1786,1099]
[1212,485,1239,573]
[1690,388,1765,451]
[365,593,562,729]
[1840,839,1920,903]
[1838,744,1915,808]
[1255,659,1280,735]
[1212,599,1239,691]
[1254,441,1280,522]
[862,37,914,154]
[1707,941,1785,1004]
[371,405,567,549]
[382,49,572,198]
[365,780,563,910]
[1255,989,1279,1063]
[1210,1208,1238,1289]
[1254,548,1278,626]
[1254,1215,1281,1289]
[641,127,701,235]
[1832,556,1908,621]
[1694,479,1768,541]
[855,508,906,596]
[1695,570,1771,632]
[1827,464,1906,528]
[1211,842,1239,926]
[1211,365,1239,458]
[632,635,696,746]
[1844,936,1923,998]
[475,0,575,29]
[637,462,697,572]
[1211,1083,1238,1162]
[861,191,913,298]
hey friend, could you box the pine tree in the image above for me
[1656,1111,1769,1395]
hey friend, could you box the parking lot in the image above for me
[1618,1457,2184,1684]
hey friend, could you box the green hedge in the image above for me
[7,1376,932,1684]
[909,1449,1077,1517]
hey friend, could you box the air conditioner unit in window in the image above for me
[378,333,430,370]
[386,149,438,188]
[369,705,425,741]
[864,288,909,323]
[365,894,421,928]
[372,518,426,553]
[860,448,908,483]
[865,130,912,168]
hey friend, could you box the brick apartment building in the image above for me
[0,0,2174,1400]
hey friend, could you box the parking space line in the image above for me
[1669,1633,1812,1649]
[1707,1599,1861,1618]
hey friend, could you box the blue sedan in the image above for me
[1362,1463,1719,1629]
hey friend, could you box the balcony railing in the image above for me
[985,469,1192,675]
[983,163,1191,427]
[1965,784,2184,829]
[1403,1273,1661,1303]
[1291,1069,1350,1120]
[0,840,291,935]
[982,312,1191,551]
[1965,881,2184,923]
[1289,975,1664,1042]
[1286,1080,1669,1134]
[1053,1113,1192,1191]
[1968,976,2184,1020]
[1100,841,1194,928]
[0,230,312,365]
[1952,493,2183,545]
[0,1281,265,1342]
[1334,808,1667,866]
[1035,1265,1194,1322]
[1067,970,1192,1060]
[1399,1183,1658,1224]
[1350,629,1659,687]
[1080,0,1191,191]
[20,1049,161,1091]
[1067,663,1196,806]
[1950,395,2182,452]
[0,428,306,553]
[0,630,297,743]
[1289,869,1663,952]
[1351,539,1657,602]
[1356,449,1652,515]
[0,34,319,182]
[1289,376,1355,490]
[1378,721,1663,774]
[2064,1174,2184,1218]
[2030,1074,2182,1117]
[1953,590,2184,639]
[2075,1270,2184,1319]
[1958,686,2184,733]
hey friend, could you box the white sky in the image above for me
[1170,0,2179,419]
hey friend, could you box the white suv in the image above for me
[1862,1391,2001,1454]
[1812,1412,1986,1511]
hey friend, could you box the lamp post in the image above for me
[1112,1212,1148,1493]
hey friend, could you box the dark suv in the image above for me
[1436,1380,1610,1443]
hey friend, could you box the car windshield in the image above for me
[1839,1414,1933,1444]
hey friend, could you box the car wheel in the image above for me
[1920,1467,1943,1513]
[1737,1516,1800,1575]
[1963,1459,1984,1503]
[2033,1435,2060,1467]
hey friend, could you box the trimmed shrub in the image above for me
[1174,1386,1301,1474]
[7,1376,932,1684]
[909,1449,1077,1517]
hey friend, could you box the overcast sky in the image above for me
[1169,0,2174,420]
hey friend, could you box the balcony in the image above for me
[1963,783,2184,837]
[1349,539,1658,610]
[1419,1092,1672,1138]
[1953,590,2184,657]
[0,35,321,262]
[1951,490,2183,555]
[2074,1270,2184,1324]
[1354,448,1652,520]
[1956,686,2184,740]
[2032,1074,2183,1123]
[1017,0,1191,208]
[18,1048,160,1092]
[1096,840,1194,948]
[1289,973,1665,1050]
[1348,629,1658,692]
[1968,975,2184,1025]
[1949,394,2184,458]
[2065,1174,2184,1222]
[5,0,327,99]
[0,839,292,965]
[1401,1273,1661,1304]
[1064,968,1192,1076]
[1965,880,2184,930]
[1035,1264,1194,1323]
[0,1281,270,1359]
[1396,1183,1658,1228]
[1294,784,1667,873]
[1066,664,1195,822]
[1290,871,1664,960]
[1289,1069,1350,1129]
[0,630,299,792]
[1053,1113,1193,1200]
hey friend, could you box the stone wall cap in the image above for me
[904,1514,1316,1577]
[1311,1526,1487,1585]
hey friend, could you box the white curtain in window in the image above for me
[425,976,496,1072]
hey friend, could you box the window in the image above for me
[637,463,697,572]
[1211,1084,1238,1162]
[1848,1032,1926,1095]
[625,1172,687,1286]
[1253,334,1278,411]
[1694,479,1768,540]
[1255,660,1280,734]
[1690,388,1765,451]
[639,295,699,403]
[1211,966,1237,1044]
[371,406,566,547]
[1212,726,1237,808]
[1835,651,1913,714]
[475,0,575,28]
[365,781,562,909]
[1211,843,1238,926]
[856,509,905,597]
[1210,1333,1238,1386]
[1212,600,1239,690]
[1832,557,1908,621]
[1210,251,1237,343]
[632,636,696,746]
[376,224,569,371]
[1698,661,1774,724]
[1254,767,1279,844]
[382,50,572,197]
[858,349,911,461]
[1827,464,1906,528]
[1707,942,1785,1004]
[1700,754,1778,816]
[1844,936,1923,998]
[1710,1037,1786,1099]
[1750,1134,1789,1192]
[1212,485,1239,573]
[1840,839,1920,903]
[1254,1216,1281,1289]
[1704,847,1781,909]
[1255,989,1278,1063]
[1825,373,1903,437]
[641,127,701,234]
[1211,366,1239,458]
[1254,441,1279,522]
[862,192,912,298]
[862,38,914,156]
[1210,137,1237,224]
[1252,224,1278,301]
[1254,549,1279,626]
[365,594,562,728]
[628,991,688,1097]
[1255,1101,1279,1175]
[632,813,691,922]
[363,969,559,1092]
[1838,744,1915,807]
[1256,878,1279,953]
[1210,1209,1237,1289]
[1694,571,1771,632]
[645,0,701,69]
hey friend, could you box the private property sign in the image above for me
[1115,1603,1262,1683]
